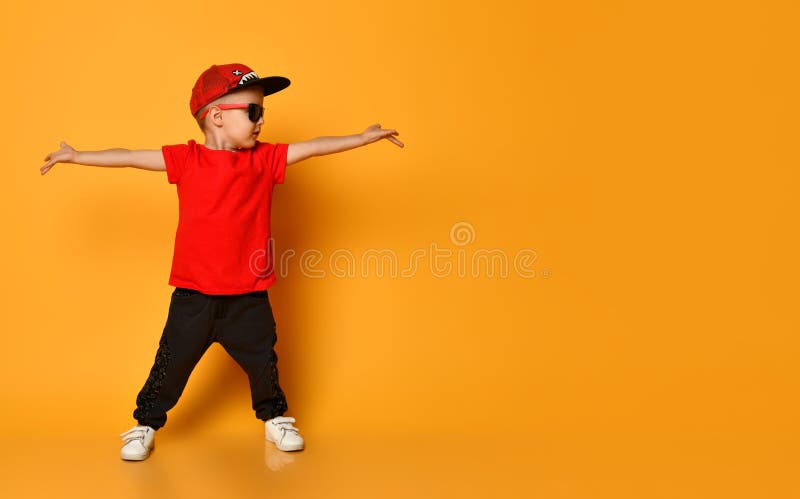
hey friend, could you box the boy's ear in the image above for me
[208,106,224,127]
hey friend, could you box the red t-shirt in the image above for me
[162,139,288,294]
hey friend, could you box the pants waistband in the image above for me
[174,287,267,298]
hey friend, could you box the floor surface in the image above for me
[1,430,795,498]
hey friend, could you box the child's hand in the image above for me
[40,141,77,175]
[361,124,404,148]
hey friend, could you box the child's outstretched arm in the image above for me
[286,123,403,167]
[40,141,166,176]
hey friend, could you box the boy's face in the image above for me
[209,86,266,149]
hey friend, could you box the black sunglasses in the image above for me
[198,103,264,122]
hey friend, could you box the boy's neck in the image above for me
[202,140,240,152]
[202,131,244,152]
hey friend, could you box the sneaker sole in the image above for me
[265,434,304,452]
[121,445,154,461]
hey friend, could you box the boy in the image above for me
[40,63,403,461]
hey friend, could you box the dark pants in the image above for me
[132,287,288,430]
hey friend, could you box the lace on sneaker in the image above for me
[120,427,147,444]
[270,416,300,436]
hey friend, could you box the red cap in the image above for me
[190,63,290,117]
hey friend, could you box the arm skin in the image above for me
[287,123,403,166]
[39,124,403,175]
[39,142,165,175]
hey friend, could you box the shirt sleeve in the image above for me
[256,142,289,185]
[162,142,191,184]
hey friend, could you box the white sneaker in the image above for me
[120,425,155,461]
[265,416,305,451]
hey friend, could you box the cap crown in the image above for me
[190,63,260,116]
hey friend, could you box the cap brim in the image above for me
[238,76,291,97]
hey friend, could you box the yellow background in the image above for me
[1,0,798,497]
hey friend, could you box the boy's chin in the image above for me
[240,136,258,148]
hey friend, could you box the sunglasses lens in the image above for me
[248,103,263,122]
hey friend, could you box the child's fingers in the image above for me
[42,157,57,170]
